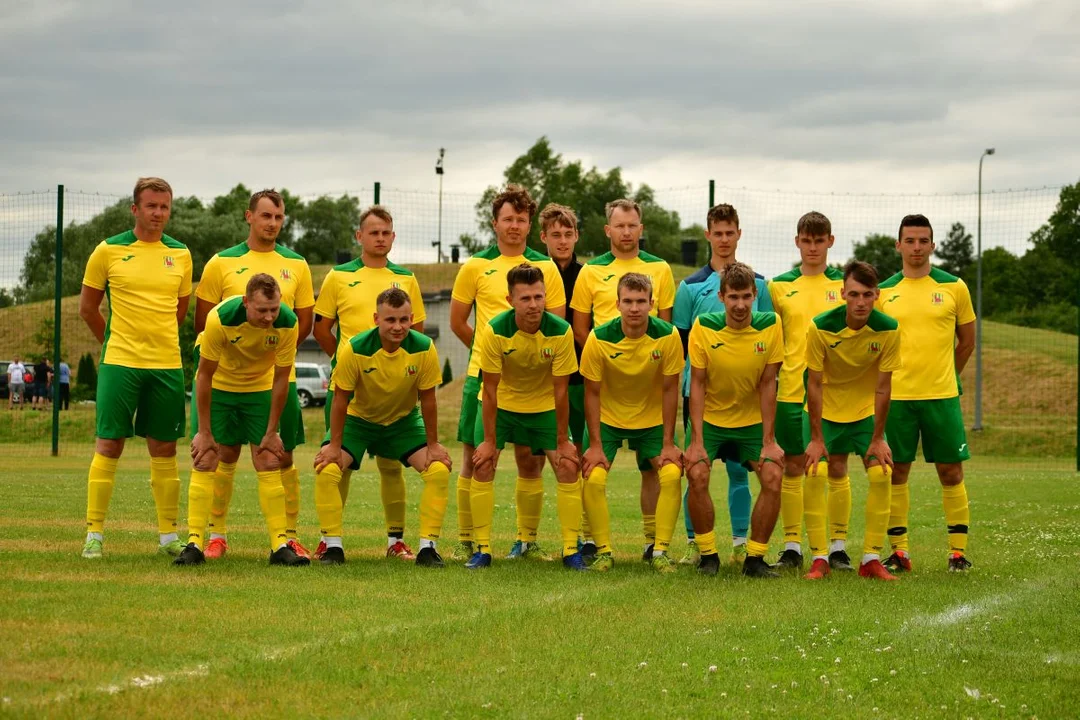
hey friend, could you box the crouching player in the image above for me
[685,263,784,578]
[803,261,901,581]
[312,288,452,567]
[175,273,309,566]
[580,273,684,572]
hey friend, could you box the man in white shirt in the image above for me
[7,356,26,409]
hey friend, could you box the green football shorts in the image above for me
[697,421,764,469]
[190,388,272,448]
[326,407,429,470]
[585,422,664,467]
[568,382,586,446]
[776,401,808,456]
[821,416,878,458]
[456,374,482,444]
[474,404,557,455]
[97,363,185,441]
[280,381,305,452]
[887,397,971,464]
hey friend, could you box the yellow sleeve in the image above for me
[418,343,441,391]
[333,342,358,392]
[767,321,784,365]
[475,323,502,375]
[768,281,782,318]
[569,268,593,313]
[82,242,109,290]
[199,312,225,362]
[276,327,298,367]
[179,251,193,298]
[955,280,976,325]
[451,261,478,305]
[578,333,603,382]
[880,330,902,373]
[688,320,708,369]
[407,276,427,323]
[552,327,578,377]
[662,328,685,376]
[657,265,676,311]
[805,324,826,372]
[313,271,338,319]
[294,262,315,310]
[543,263,566,309]
[195,255,223,303]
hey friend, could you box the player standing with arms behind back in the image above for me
[79,177,192,559]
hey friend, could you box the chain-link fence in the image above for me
[0,182,1075,470]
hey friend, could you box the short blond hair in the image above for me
[617,272,653,300]
[605,198,641,222]
[133,177,172,206]
[359,204,393,229]
[539,203,578,232]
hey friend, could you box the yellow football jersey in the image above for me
[475,310,577,413]
[199,296,298,393]
[451,245,566,378]
[876,268,976,400]
[82,231,193,370]
[768,266,845,403]
[579,316,684,429]
[805,305,902,423]
[570,251,676,326]
[332,328,441,426]
[688,311,784,428]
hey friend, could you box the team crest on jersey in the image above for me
[650,349,662,362]
[163,256,174,268]
[280,269,291,281]
[406,365,418,376]
[391,281,402,289]
[541,347,554,360]
[825,290,838,303]
[868,341,881,355]
[754,341,766,355]
[265,335,278,347]
[931,292,944,305]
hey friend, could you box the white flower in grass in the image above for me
[964,687,981,700]
[638,662,647,668]
[708,665,717,673]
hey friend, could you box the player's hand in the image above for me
[190,431,218,469]
[803,439,827,475]
[760,440,785,469]
[658,443,683,470]
[257,432,286,465]
[556,440,580,471]
[582,445,609,480]
[472,441,499,472]
[684,442,709,470]
[866,437,894,470]
[425,442,453,472]
[314,443,345,473]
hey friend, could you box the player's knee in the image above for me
[828,456,848,478]
[688,465,710,489]
[938,463,964,486]
[95,438,124,459]
[783,453,804,477]
[758,464,782,493]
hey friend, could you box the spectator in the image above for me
[7,356,26,410]
[33,356,52,409]
[58,359,71,410]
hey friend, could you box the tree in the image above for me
[292,194,361,264]
[935,222,974,279]
[0,287,13,308]
[31,317,64,363]
[1025,180,1080,311]
[441,357,453,387]
[73,351,97,402]
[852,233,902,280]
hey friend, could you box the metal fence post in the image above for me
[708,179,715,209]
[374,182,380,205]
[51,184,64,456]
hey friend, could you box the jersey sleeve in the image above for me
[82,242,109,290]
[880,330,902,373]
[955,280,976,325]
[767,320,784,365]
[551,327,578,377]
[688,320,708,370]
[195,255,223,303]
[179,251,193,298]
[756,278,773,312]
[569,268,594,313]
[313,271,338,319]
[451,261,479,305]
[293,263,315,309]
[276,326,298,367]
[662,328,686,376]
[406,276,427,324]
[418,343,441,391]
[768,281,783,318]
[578,333,603,382]
[199,313,225,363]
[332,341,358,392]
[672,281,694,330]
[656,265,676,311]
[475,323,502,376]
[543,263,567,309]
[805,324,826,373]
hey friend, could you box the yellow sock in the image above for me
[456,474,474,542]
[515,477,544,543]
[208,461,237,536]
[696,530,718,556]
[256,470,288,551]
[654,464,682,553]
[556,479,583,557]
[280,465,300,540]
[780,474,803,544]
[643,514,656,545]
[746,539,769,559]
[339,468,353,506]
[581,506,593,542]
[583,468,611,554]
[888,482,910,554]
[828,474,852,544]
[186,470,215,550]
[85,453,118,534]
[470,479,495,554]
[314,464,344,538]
[419,462,450,541]
[149,456,180,536]
[863,465,891,557]
[942,481,970,555]
[804,465,828,558]
[377,456,406,537]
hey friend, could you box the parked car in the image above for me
[0,360,10,400]
[295,362,330,408]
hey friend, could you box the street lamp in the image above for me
[435,148,445,263]
[974,147,995,431]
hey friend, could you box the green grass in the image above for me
[1,446,1078,718]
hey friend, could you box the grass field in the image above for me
[2,445,1078,718]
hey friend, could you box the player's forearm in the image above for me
[80,308,106,343]
[661,380,678,446]
[584,382,603,445]
[266,368,290,434]
[554,380,570,444]
[196,370,214,436]
[760,383,778,444]
[659,307,672,322]
[689,379,705,445]
[873,374,892,442]
[572,314,591,350]
[481,383,499,444]
[329,388,350,447]
[176,295,191,329]
[313,317,338,357]
[419,388,439,445]
[954,343,975,374]
[806,376,824,442]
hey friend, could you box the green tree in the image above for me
[209,183,303,248]
[441,357,453,387]
[31,317,64,362]
[1024,180,1080,312]
[0,287,14,308]
[293,194,361,264]
[935,222,974,279]
[73,352,98,401]
[852,233,902,280]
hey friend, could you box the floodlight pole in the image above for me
[436,148,445,263]
[974,147,995,431]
